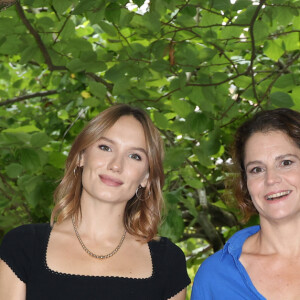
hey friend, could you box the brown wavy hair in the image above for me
[231,108,300,222]
[51,104,165,242]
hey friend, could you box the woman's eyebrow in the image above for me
[245,160,262,170]
[275,153,300,161]
[131,147,147,155]
[99,137,147,155]
[245,154,300,170]
[98,137,114,144]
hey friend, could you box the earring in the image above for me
[135,185,143,200]
[73,165,81,176]
[135,185,151,201]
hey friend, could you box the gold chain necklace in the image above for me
[71,216,127,259]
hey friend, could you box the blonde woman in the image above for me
[0,104,190,300]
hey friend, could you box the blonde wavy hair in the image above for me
[51,104,165,242]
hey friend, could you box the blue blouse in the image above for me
[191,225,266,300]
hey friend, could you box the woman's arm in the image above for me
[169,288,187,300]
[0,259,26,300]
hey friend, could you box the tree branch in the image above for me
[85,72,114,93]
[0,90,58,107]
[15,2,67,71]
[247,0,267,102]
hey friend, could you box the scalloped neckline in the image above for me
[44,224,154,280]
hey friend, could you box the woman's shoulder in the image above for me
[149,236,189,272]
[3,222,50,235]
[150,237,191,298]
[1,223,51,248]
[194,226,261,281]
[150,236,185,257]
[0,223,50,283]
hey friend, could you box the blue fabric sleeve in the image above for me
[191,252,221,300]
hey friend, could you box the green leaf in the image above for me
[233,76,252,89]
[199,129,221,156]
[88,81,107,99]
[36,17,55,30]
[73,0,96,15]
[270,92,294,108]
[66,58,86,72]
[185,111,214,134]
[5,163,23,178]
[263,40,285,61]
[171,99,194,118]
[291,86,300,110]
[79,50,97,63]
[235,6,257,24]
[253,20,269,42]
[209,0,231,10]
[17,175,41,194]
[133,0,144,6]
[0,132,30,146]
[105,3,121,23]
[30,132,50,147]
[83,97,103,107]
[57,110,69,120]
[52,0,72,14]
[274,74,296,90]
[150,59,170,72]
[153,111,169,130]
[48,152,67,169]
[232,0,252,10]
[98,20,118,36]
[164,147,188,169]
[138,12,161,33]
[76,25,94,37]
[105,64,126,82]
[2,125,40,133]
[19,148,41,172]
[201,10,223,26]
[183,196,198,218]
[274,6,295,26]
[112,77,130,94]
[282,32,300,51]
[159,203,184,241]
[19,46,40,64]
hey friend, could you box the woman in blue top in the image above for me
[0,104,190,300]
[192,108,300,300]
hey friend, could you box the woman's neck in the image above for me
[76,196,127,241]
[255,217,300,257]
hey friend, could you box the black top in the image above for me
[0,224,190,300]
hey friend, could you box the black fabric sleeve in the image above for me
[0,224,35,283]
[162,238,191,299]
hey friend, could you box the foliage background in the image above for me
[0,0,299,298]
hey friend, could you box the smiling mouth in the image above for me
[266,190,292,200]
[99,175,123,186]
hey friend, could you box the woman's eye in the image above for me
[281,160,293,166]
[250,167,263,174]
[129,153,141,161]
[99,145,111,152]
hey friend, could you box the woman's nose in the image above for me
[107,155,123,172]
[265,168,281,185]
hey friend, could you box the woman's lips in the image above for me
[265,190,292,201]
[99,174,123,186]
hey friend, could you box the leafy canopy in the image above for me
[0,0,299,291]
